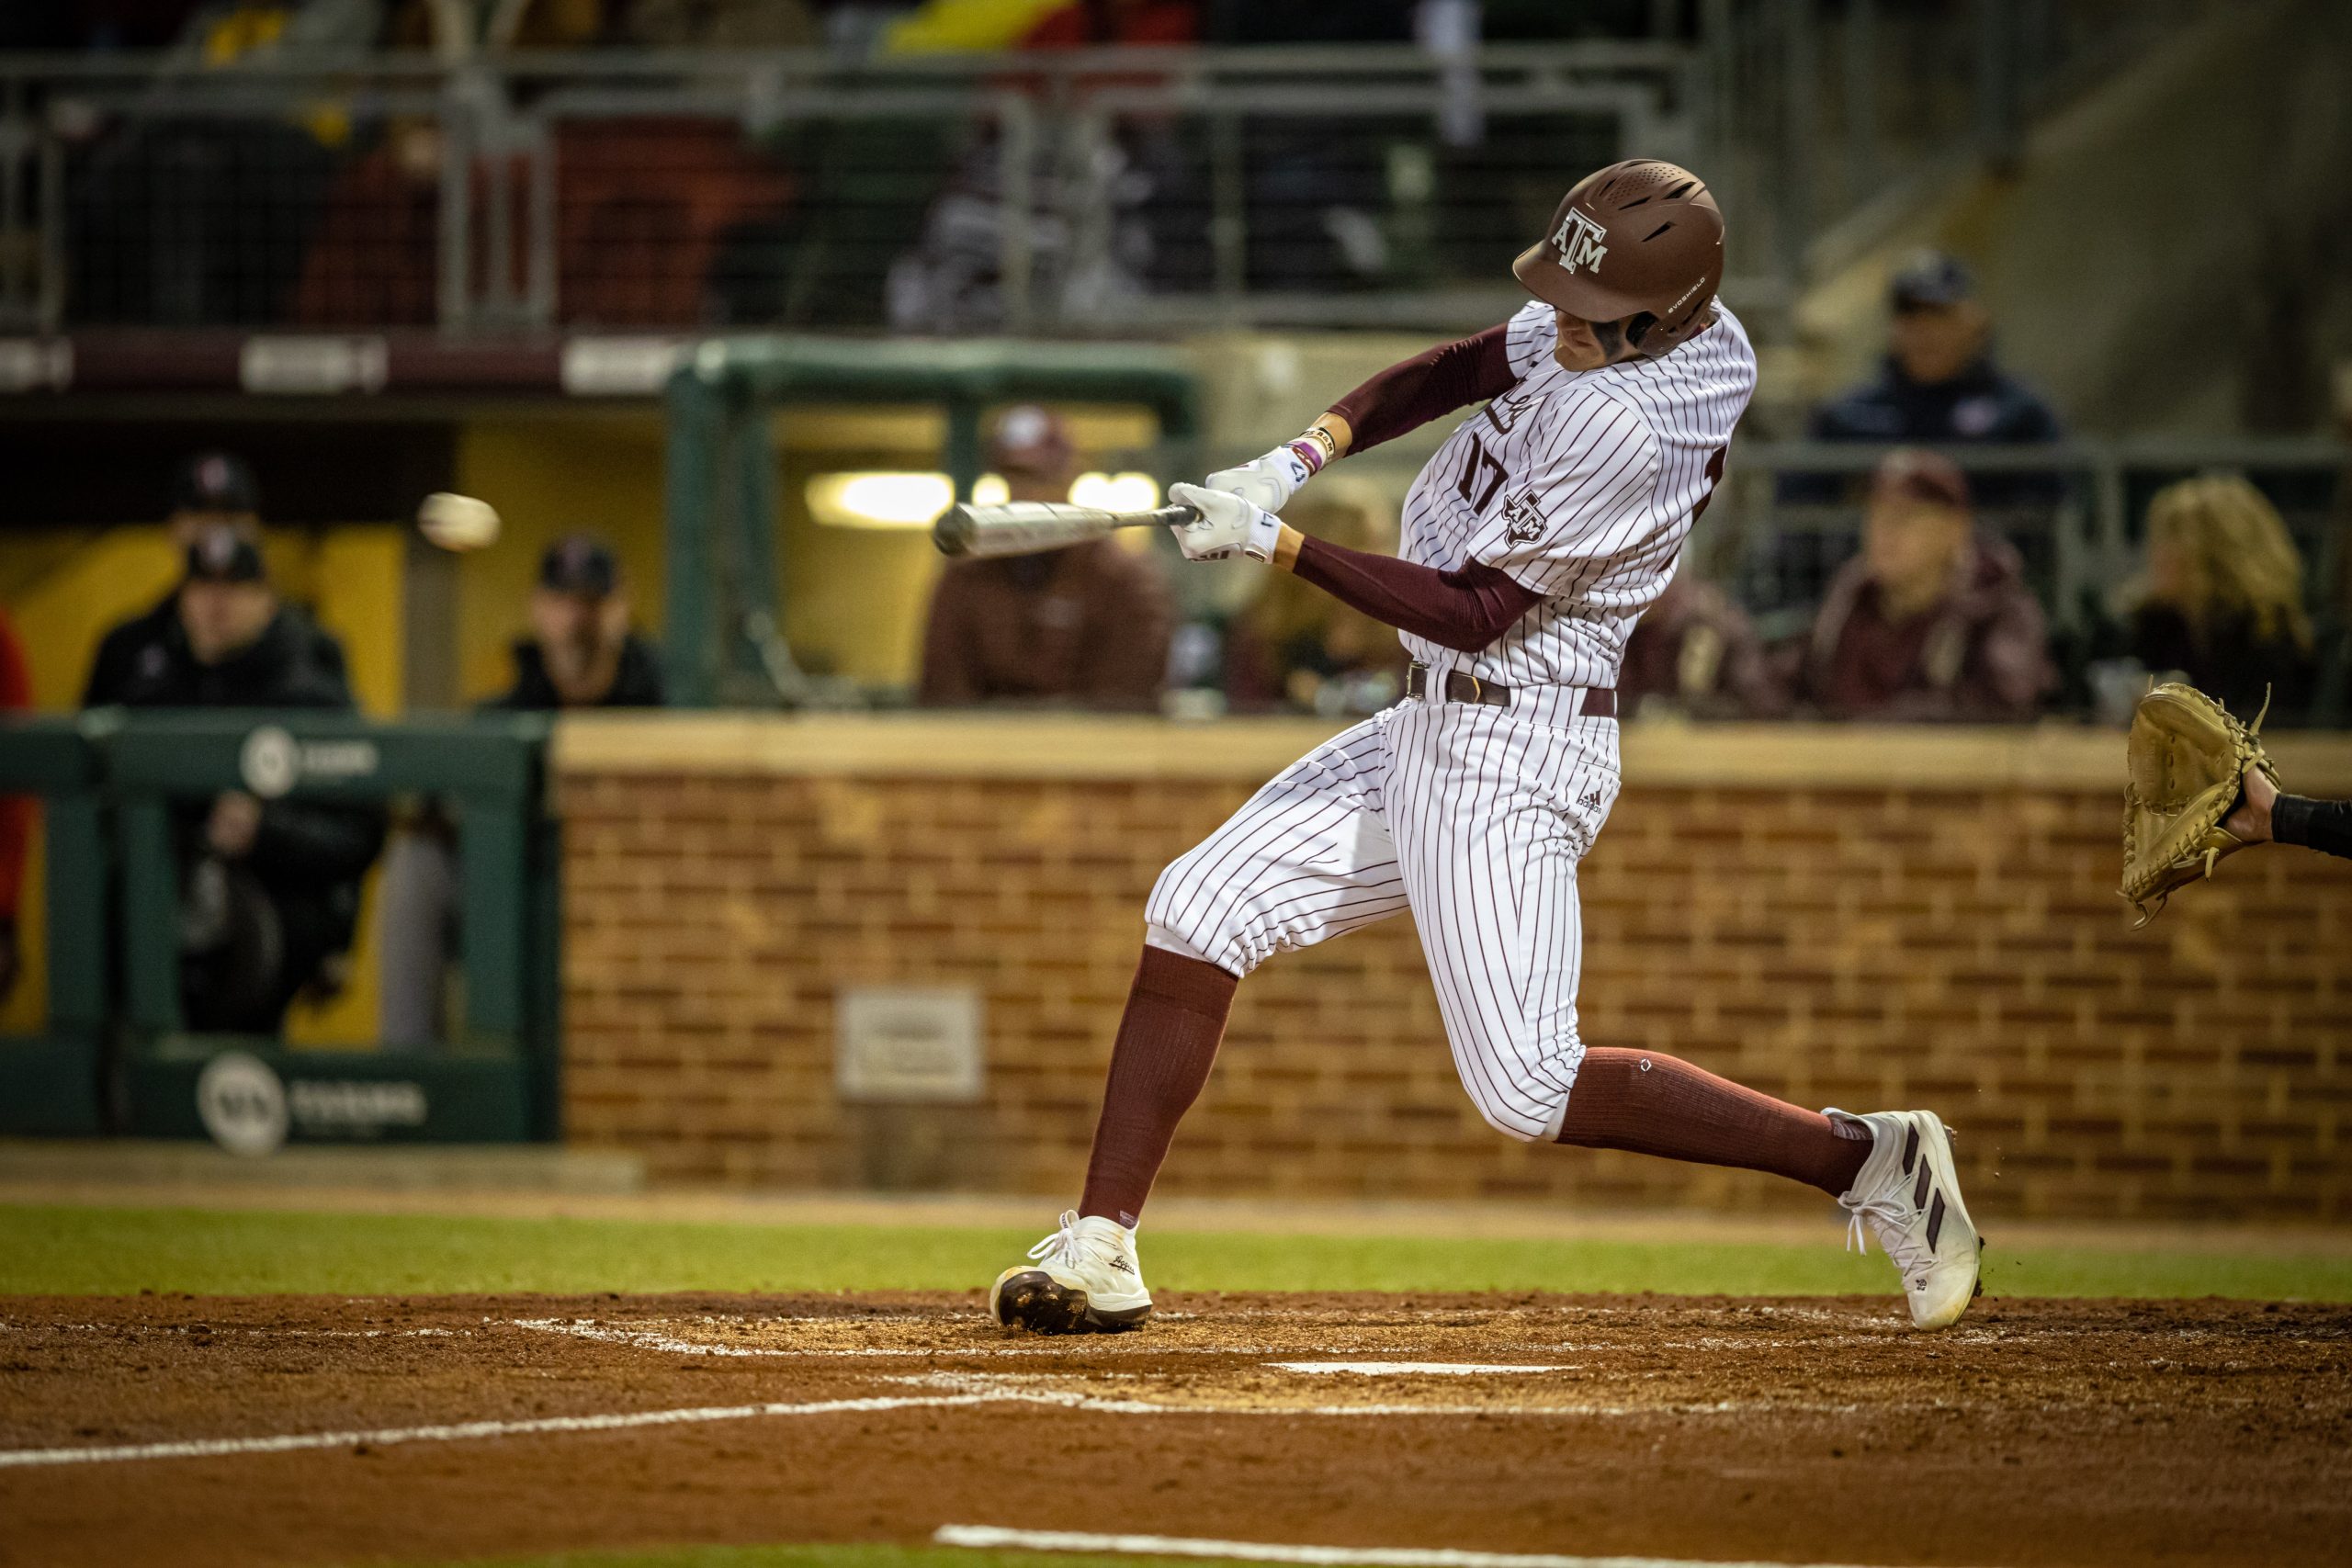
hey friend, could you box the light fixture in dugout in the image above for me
[806,471,1153,528]
[1069,472,1160,513]
[807,471,1014,527]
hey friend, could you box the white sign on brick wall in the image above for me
[835,986,986,1103]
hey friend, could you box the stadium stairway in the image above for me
[1770,0,2352,439]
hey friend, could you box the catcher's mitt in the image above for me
[2120,682,2277,927]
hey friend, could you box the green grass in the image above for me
[6,1203,2349,1301]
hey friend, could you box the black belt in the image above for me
[1405,660,1617,719]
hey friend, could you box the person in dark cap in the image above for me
[379,534,662,1047]
[919,406,1173,711]
[1782,252,2064,511]
[483,535,665,710]
[1813,252,2064,450]
[1780,448,2053,722]
[174,450,261,525]
[112,525,386,1033]
[82,451,347,706]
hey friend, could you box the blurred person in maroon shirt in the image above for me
[1783,448,2052,722]
[918,406,1173,711]
[1619,570,1773,721]
[1222,477,1405,716]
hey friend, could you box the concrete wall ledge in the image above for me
[556,710,2352,793]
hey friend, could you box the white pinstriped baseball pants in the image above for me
[1145,692,1622,1142]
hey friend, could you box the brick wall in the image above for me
[557,718,2352,1224]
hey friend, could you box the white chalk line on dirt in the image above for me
[1266,1362,1565,1376]
[0,1366,1808,1470]
[0,1393,1004,1469]
[511,1318,1302,1359]
[887,1371,1813,1419]
[933,1525,1908,1568]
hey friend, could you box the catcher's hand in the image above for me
[2120,682,2278,927]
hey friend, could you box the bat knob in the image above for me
[933,504,978,558]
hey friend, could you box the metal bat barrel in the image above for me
[932,501,1197,558]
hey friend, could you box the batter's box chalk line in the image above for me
[0,1369,1815,1470]
[933,1524,1951,1568]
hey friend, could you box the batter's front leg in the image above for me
[990,717,1409,1335]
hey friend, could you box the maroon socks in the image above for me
[1076,956,1867,1224]
[1555,1047,1872,1197]
[1078,945,1238,1228]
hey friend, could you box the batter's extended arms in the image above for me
[932,501,1199,559]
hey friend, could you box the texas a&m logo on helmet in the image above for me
[1551,207,1610,276]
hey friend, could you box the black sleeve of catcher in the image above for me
[2270,794,2352,860]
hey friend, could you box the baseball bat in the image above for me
[933,500,1199,558]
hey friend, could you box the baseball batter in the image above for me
[991,160,1984,1335]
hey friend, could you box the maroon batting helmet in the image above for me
[1512,159,1725,357]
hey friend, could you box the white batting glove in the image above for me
[1167,482,1283,563]
[1204,445,1316,513]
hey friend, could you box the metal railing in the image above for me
[0,710,562,1144]
[0,8,2221,339]
[0,42,1693,338]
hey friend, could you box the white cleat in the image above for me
[1829,1109,1984,1331]
[989,1210,1154,1335]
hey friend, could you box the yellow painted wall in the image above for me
[771,405,1159,685]
[448,403,1160,694]
[3,529,182,710]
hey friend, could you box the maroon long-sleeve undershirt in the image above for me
[1295,321,1544,653]
[1327,322,1516,454]
[1292,535,1544,655]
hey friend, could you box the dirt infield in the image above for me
[4,1292,2348,1568]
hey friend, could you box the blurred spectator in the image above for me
[919,406,1172,710]
[2123,474,2316,722]
[1224,477,1404,716]
[379,535,661,1048]
[1813,253,2063,450]
[71,2,379,327]
[885,126,1153,333]
[84,453,346,705]
[489,536,666,710]
[116,528,385,1033]
[884,0,1199,331]
[1782,252,2064,511]
[1620,570,1773,722]
[1782,449,2052,722]
[0,607,30,1005]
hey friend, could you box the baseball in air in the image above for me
[418,491,501,551]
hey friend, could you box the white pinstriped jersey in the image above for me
[1140,297,1758,1147]
[1396,299,1758,690]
